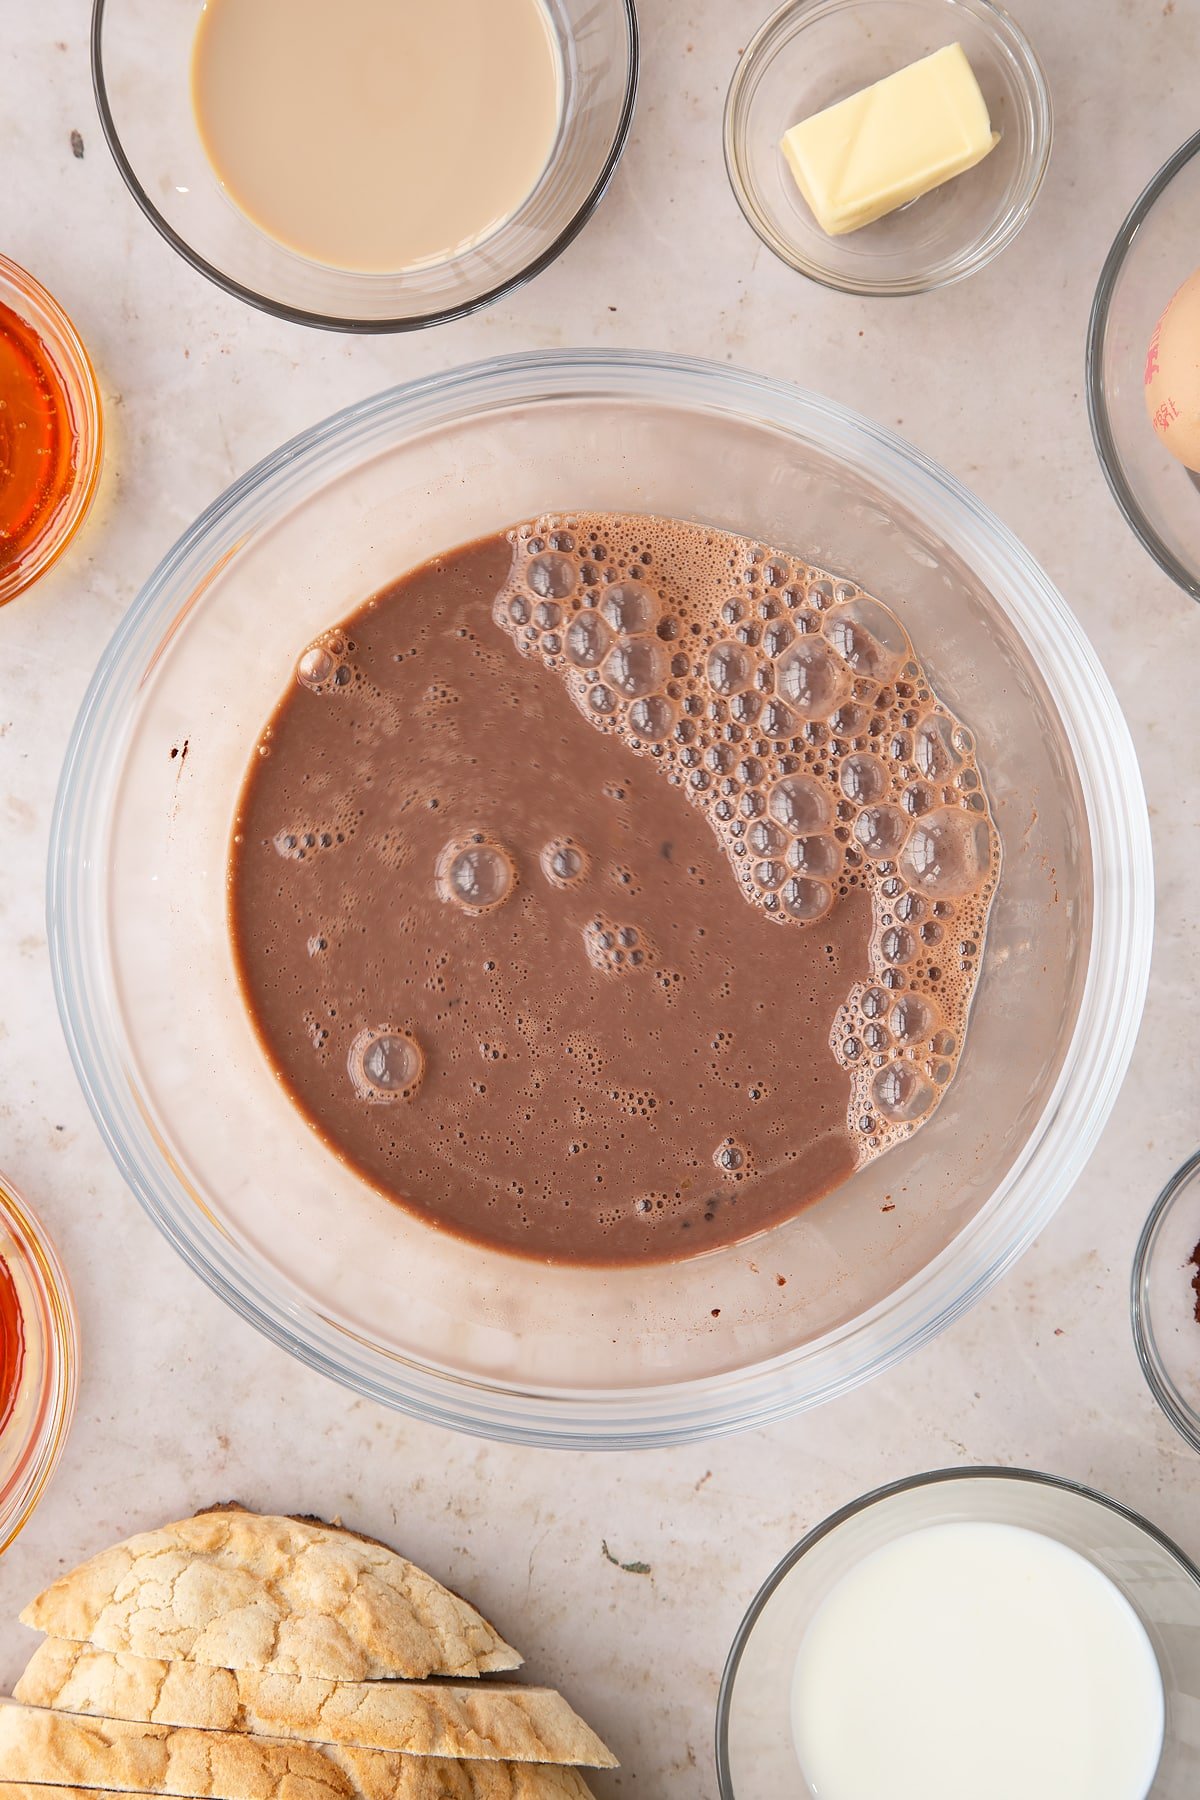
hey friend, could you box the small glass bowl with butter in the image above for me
[724,0,1052,296]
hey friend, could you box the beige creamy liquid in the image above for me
[191,0,562,273]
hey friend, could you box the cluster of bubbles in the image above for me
[582,915,651,976]
[493,513,1001,1162]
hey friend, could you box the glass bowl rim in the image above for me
[1086,127,1200,603]
[0,252,104,607]
[0,1173,80,1554]
[722,0,1053,298]
[1131,1146,1200,1457]
[89,0,640,335]
[715,1462,1200,1798]
[46,347,1152,1449]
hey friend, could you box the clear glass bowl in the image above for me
[0,1175,79,1553]
[1088,130,1200,602]
[1132,1150,1200,1457]
[90,0,638,332]
[0,254,103,607]
[48,349,1151,1449]
[724,0,1051,296]
[717,1467,1200,1797]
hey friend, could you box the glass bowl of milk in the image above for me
[717,1466,1200,1799]
[91,0,638,331]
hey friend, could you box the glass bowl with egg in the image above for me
[48,348,1150,1448]
[1131,1148,1200,1458]
[1088,128,1200,602]
[717,1467,1200,1798]
[91,0,638,331]
[724,0,1051,296]
[0,1175,78,1552]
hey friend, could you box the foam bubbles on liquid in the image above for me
[629,693,675,741]
[824,597,909,680]
[527,550,578,599]
[296,631,354,694]
[541,836,589,889]
[782,876,835,922]
[872,1060,935,1124]
[348,1026,424,1102]
[494,512,1001,1165]
[603,636,667,699]
[776,638,850,715]
[854,804,908,859]
[900,808,990,899]
[713,1135,753,1178]
[583,915,651,976]
[707,641,755,695]
[436,833,516,913]
[600,581,657,634]
[565,611,611,669]
[768,775,830,835]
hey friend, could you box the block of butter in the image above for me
[780,43,999,237]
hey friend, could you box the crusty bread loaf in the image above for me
[14,1643,615,1768]
[0,1774,588,1800]
[19,1512,520,1681]
[0,1708,594,1800]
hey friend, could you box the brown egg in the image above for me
[1145,268,1200,472]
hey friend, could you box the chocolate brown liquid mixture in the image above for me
[230,516,998,1265]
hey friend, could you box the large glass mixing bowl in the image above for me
[48,351,1152,1448]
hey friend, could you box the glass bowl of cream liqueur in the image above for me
[717,1468,1200,1800]
[0,1175,78,1552]
[48,349,1151,1448]
[92,0,637,330]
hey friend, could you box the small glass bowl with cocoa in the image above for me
[1132,1150,1200,1458]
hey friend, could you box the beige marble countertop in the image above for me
[2,1,1200,1792]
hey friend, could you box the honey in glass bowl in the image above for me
[0,256,102,606]
[0,1177,78,1551]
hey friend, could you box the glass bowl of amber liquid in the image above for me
[0,255,103,607]
[0,1174,78,1550]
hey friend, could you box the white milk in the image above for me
[191,0,562,273]
[790,1521,1165,1800]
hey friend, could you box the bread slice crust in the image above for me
[0,1707,595,1800]
[19,1512,520,1682]
[13,1643,614,1768]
